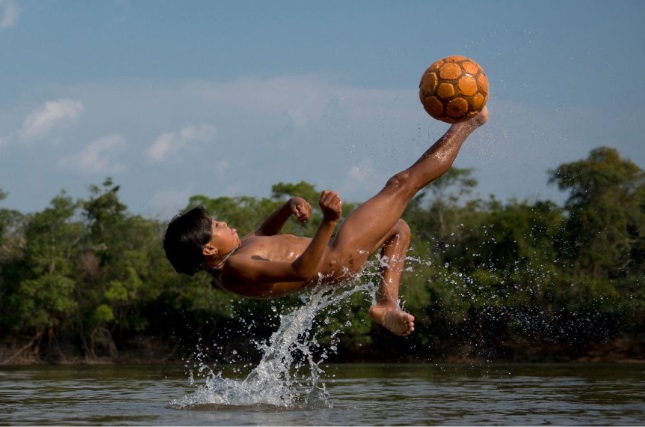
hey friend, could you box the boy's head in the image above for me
[163,206,212,276]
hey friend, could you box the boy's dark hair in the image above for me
[163,206,213,276]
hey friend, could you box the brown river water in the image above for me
[1,362,643,425]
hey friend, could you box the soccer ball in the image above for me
[419,55,489,123]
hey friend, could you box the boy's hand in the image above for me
[290,197,312,223]
[319,190,342,222]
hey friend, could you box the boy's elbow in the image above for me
[291,263,318,282]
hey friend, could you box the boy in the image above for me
[164,108,489,337]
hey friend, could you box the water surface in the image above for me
[1,363,643,425]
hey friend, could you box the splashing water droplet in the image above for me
[170,278,375,410]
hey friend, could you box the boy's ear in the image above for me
[202,243,219,257]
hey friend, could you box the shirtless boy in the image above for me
[164,108,488,337]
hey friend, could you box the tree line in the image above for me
[0,146,643,364]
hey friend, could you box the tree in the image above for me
[3,192,82,361]
[547,147,645,348]
[77,178,167,359]
[549,146,645,280]
[0,190,26,340]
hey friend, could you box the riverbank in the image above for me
[2,332,643,366]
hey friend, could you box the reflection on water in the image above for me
[0,363,643,425]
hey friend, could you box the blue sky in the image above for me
[1,0,644,219]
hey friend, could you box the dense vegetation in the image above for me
[1,146,643,365]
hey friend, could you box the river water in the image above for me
[1,363,644,425]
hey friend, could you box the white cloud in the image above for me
[0,0,19,29]
[18,98,84,142]
[146,124,216,162]
[58,134,127,174]
[285,108,309,128]
[149,189,193,219]
[348,158,374,182]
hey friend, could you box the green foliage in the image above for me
[549,147,645,279]
[22,191,83,277]
[271,181,320,203]
[10,273,77,331]
[0,146,643,363]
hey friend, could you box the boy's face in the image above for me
[204,218,240,256]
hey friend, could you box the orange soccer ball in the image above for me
[419,55,489,123]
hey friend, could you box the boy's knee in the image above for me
[385,171,412,190]
[395,219,411,238]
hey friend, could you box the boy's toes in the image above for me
[370,304,415,337]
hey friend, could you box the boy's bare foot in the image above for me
[451,106,489,133]
[369,304,415,337]
[474,106,489,126]
[468,106,489,128]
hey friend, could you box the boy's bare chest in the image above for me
[239,234,310,262]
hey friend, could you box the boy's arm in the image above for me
[250,197,311,237]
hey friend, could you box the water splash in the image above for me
[170,278,375,409]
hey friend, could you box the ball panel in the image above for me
[446,98,469,119]
[477,73,489,94]
[457,75,478,96]
[424,96,444,117]
[471,93,485,110]
[461,61,479,75]
[436,82,456,98]
[419,71,439,95]
[439,63,462,80]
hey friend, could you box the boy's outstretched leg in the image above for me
[331,107,489,264]
[368,219,415,336]
[329,108,489,335]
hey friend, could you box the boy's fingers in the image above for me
[294,202,310,215]
[321,190,338,200]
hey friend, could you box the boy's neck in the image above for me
[209,243,241,271]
